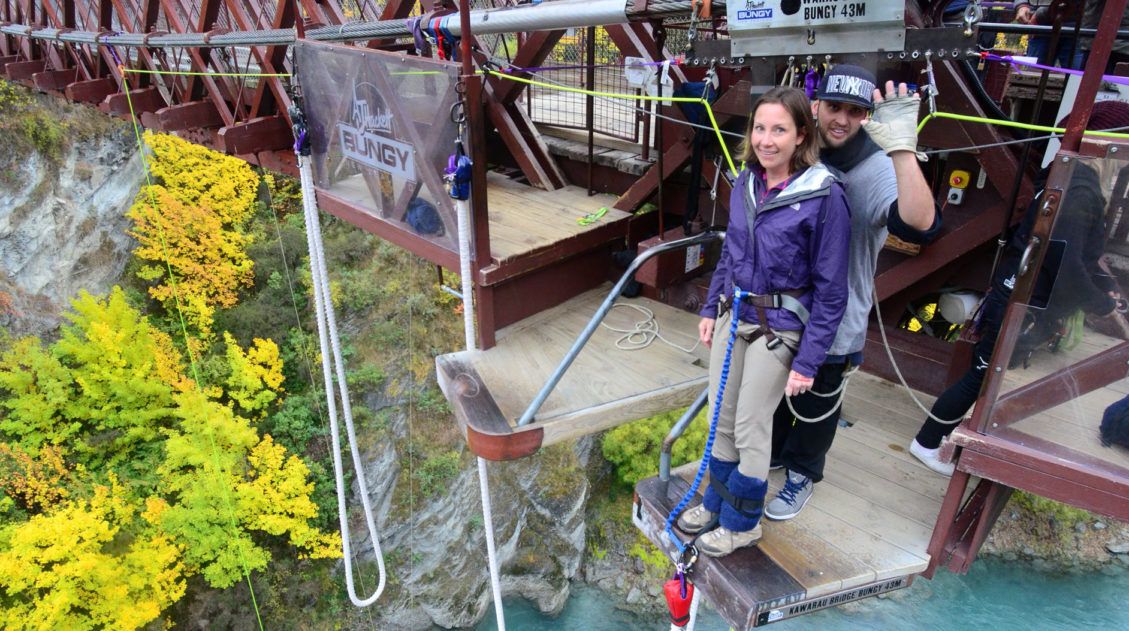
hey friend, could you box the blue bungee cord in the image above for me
[663,288,749,554]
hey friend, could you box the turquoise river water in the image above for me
[474,559,1128,630]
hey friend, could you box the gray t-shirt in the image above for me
[827,150,898,356]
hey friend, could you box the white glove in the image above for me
[862,93,926,161]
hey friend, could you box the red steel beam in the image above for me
[227,0,292,120]
[156,0,233,125]
[140,99,224,130]
[989,341,1129,429]
[495,29,565,106]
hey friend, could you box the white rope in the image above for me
[600,302,701,353]
[477,456,506,631]
[783,364,859,424]
[457,191,508,630]
[872,288,965,425]
[297,156,386,607]
[456,197,477,350]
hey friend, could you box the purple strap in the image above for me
[504,59,678,74]
[804,66,819,99]
[984,52,1129,87]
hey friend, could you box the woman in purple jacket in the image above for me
[677,87,851,557]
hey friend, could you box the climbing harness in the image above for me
[664,287,804,548]
[289,86,386,608]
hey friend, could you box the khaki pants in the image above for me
[707,309,800,480]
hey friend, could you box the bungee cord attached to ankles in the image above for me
[664,289,747,555]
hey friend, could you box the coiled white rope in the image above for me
[298,156,386,606]
[600,302,700,353]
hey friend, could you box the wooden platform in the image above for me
[633,371,952,629]
[436,285,709,460]
[482,170,629,265]
[322,169,627,266]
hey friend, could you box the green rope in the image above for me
[485,69,739,177]
[122,67,290,78]
[918,110,1129,139]
[122,70,266,631]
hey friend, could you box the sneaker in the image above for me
[910,438,955,477]
[697,524,763,557]
[676,504,717,534]
[765,470,814,521]
[769,460,783,471]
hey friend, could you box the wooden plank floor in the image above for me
[445,285,710,448]
[634,370,953,629]
[483,171,627,263]
[320,170,627,263]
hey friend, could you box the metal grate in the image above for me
[527,27,641,143]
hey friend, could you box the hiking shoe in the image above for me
[765,470,813,521]
[697,524,763,557]
[910,438,955,477]
[676,504,717,534]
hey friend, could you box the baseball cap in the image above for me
[815,64,877,110]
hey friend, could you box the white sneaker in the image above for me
[910,439,955,477]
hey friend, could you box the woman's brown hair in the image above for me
[735,86,820,173]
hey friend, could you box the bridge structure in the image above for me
[4,1,1129,628]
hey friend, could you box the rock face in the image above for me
[353,397,593,630]
[0,119,141,337]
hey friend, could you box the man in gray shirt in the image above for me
[765,65,942,520]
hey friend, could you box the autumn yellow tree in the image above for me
[0,481,186,630]
[127,131,260,340]
[0,288,340,626]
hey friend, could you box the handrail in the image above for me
[659,386,709,490]
[516,230,724,427]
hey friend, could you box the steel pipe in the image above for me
[0,0,721,48]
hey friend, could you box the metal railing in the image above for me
[516,230,723,426]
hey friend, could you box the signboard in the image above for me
[726,0,905,56]
[296,41,461,252]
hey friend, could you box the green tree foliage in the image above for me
[152,391,338,589]
[0,287,180,475]
[601,406,709,487]
[0,290,339,626]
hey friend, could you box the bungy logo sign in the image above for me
[338,81,417,182]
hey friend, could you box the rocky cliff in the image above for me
[0,98,141,337]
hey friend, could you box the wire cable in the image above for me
[122,69,265,630]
